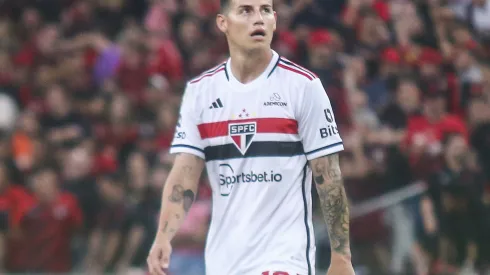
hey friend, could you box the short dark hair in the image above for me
[30,163,59,180]
[220,0,231,12]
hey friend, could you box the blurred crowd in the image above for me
[0,0,490,274]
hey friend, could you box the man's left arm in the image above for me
[309,154,351,258]
[295,77,354,273]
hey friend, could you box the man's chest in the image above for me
[198,88,294,125]
[195,85,300,155]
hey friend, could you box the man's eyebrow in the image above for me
[237,4,253,9]
[237,4,272,9]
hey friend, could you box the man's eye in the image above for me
[263,7,272,13]
[241,8,252,14]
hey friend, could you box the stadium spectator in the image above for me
[116,165,170,274]
[11,165,82,273]
[0,161,31,272]
[0,0,489,273]
[83,172,130,273]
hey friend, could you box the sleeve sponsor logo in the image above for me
[324,108,334,123]
[174,131,186,139]
[174,115,186,139]
[320,108,338,138]
[320,125,339,138]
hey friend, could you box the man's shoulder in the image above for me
[274,56,318,83]
[187,61,229,87]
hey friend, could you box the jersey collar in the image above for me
[225,50,280,91]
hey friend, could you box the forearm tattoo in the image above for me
[168,184,195,212]
[162,156,201,235]
[168,165,196,212]
[169,185,185,202]
[312,154,350,255]
[161,220,176,234]
[163,183,195,235]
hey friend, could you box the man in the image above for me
[83,173,129,273]
[0,162,32,272]
[147,1,355,275]
[13,165,83,273]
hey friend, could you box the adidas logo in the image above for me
[209,98,224,109]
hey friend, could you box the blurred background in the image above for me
[0,0,490,274]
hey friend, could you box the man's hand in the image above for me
[147,236,172,275]
[147,153,204,275]
[327,256,355,275]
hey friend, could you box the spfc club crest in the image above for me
[228,121,256,155]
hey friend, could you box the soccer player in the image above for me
[147,0,355,274]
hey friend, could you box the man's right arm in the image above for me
[156,153,205,241]
[157,81,205,240]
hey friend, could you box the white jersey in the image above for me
[170,50,344,275]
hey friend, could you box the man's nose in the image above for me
[253,9,264,24]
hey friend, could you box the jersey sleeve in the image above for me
[169,83,206,159]
[298,78,344,160]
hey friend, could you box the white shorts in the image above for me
[207,264,312,275]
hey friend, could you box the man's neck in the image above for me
[229,47,273,84]
[38,191,59,205]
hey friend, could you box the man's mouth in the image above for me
[250,30,266,37]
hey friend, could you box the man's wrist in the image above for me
[331,251,352,262]
[156,230,172,242]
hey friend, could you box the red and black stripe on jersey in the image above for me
[277,58,318,81]
[189,62,227,84]
[197,117,303,161]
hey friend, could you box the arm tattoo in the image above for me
[183,190,195,212]
[161,154,202,235]
[312,154,350,256]
[313,161,325,184]
[169,185,184,202]
[168,184,196,212]
[168,165,197,212]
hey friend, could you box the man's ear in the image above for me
[216,14,227,34]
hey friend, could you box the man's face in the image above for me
[420,63,439,78]
[36,25,59,55]
[424,96,446,119]
[32,170,58,201]
[98,179,124,202]
[445,135,468,163]
[217,0,276,52]
[179,18,201,45]
[46,86,69,116]
[455,51,473,71]
[396,82,420,112]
